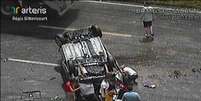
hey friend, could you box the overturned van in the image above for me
[55,25,120,101]
[55,25,119,81]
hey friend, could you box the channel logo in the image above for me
[11,6,47,15]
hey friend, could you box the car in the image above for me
[55,25,119,101]
[55,25,118,81]
[55,25,139,101]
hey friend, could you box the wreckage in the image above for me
[55,25,137,101]
[55,25,118,81]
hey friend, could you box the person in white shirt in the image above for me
[100,79,110,99]
[100,73,115,101]
[141,2,154,42]
[123,67,137,76]
[120,65,138,84]
[115,66,138,99]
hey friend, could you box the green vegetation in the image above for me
[108,0,201,9]
[149,0,201,9]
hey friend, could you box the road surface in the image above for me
[1,1,201,101]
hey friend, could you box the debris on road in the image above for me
[192,68,197,73]
[143,80,156,88]
[148,74,159,79]
[168,70,187,79]
[173,70,182,78]
[50,95,64,101]
[49,77,56,80]
[192,68,201,73]
[21,90,42,101]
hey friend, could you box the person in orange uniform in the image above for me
[105,74,116,101]
[105,86,116,101]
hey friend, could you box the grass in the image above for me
[150,0,201,9]
[106,0,201,9]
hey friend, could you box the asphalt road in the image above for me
[1,1,201,101]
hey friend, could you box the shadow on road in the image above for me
[1,9,80,40]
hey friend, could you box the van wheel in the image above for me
[89,25,102,38]
[55,34,65,47]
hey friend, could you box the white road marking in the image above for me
[39,25,75,31]
[80,0,201,14]
[80,0,144,8]
[7,58,60,67]
[102,31,132,37]
[38,25,132,38]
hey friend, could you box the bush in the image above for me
[104,0,201,9]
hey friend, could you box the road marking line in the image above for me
[39,25,75,31]
[7,58,60,67]
[80,0,144,8]
[80,1,201,14]
[102,31,132,37]
[38,25,132,38]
